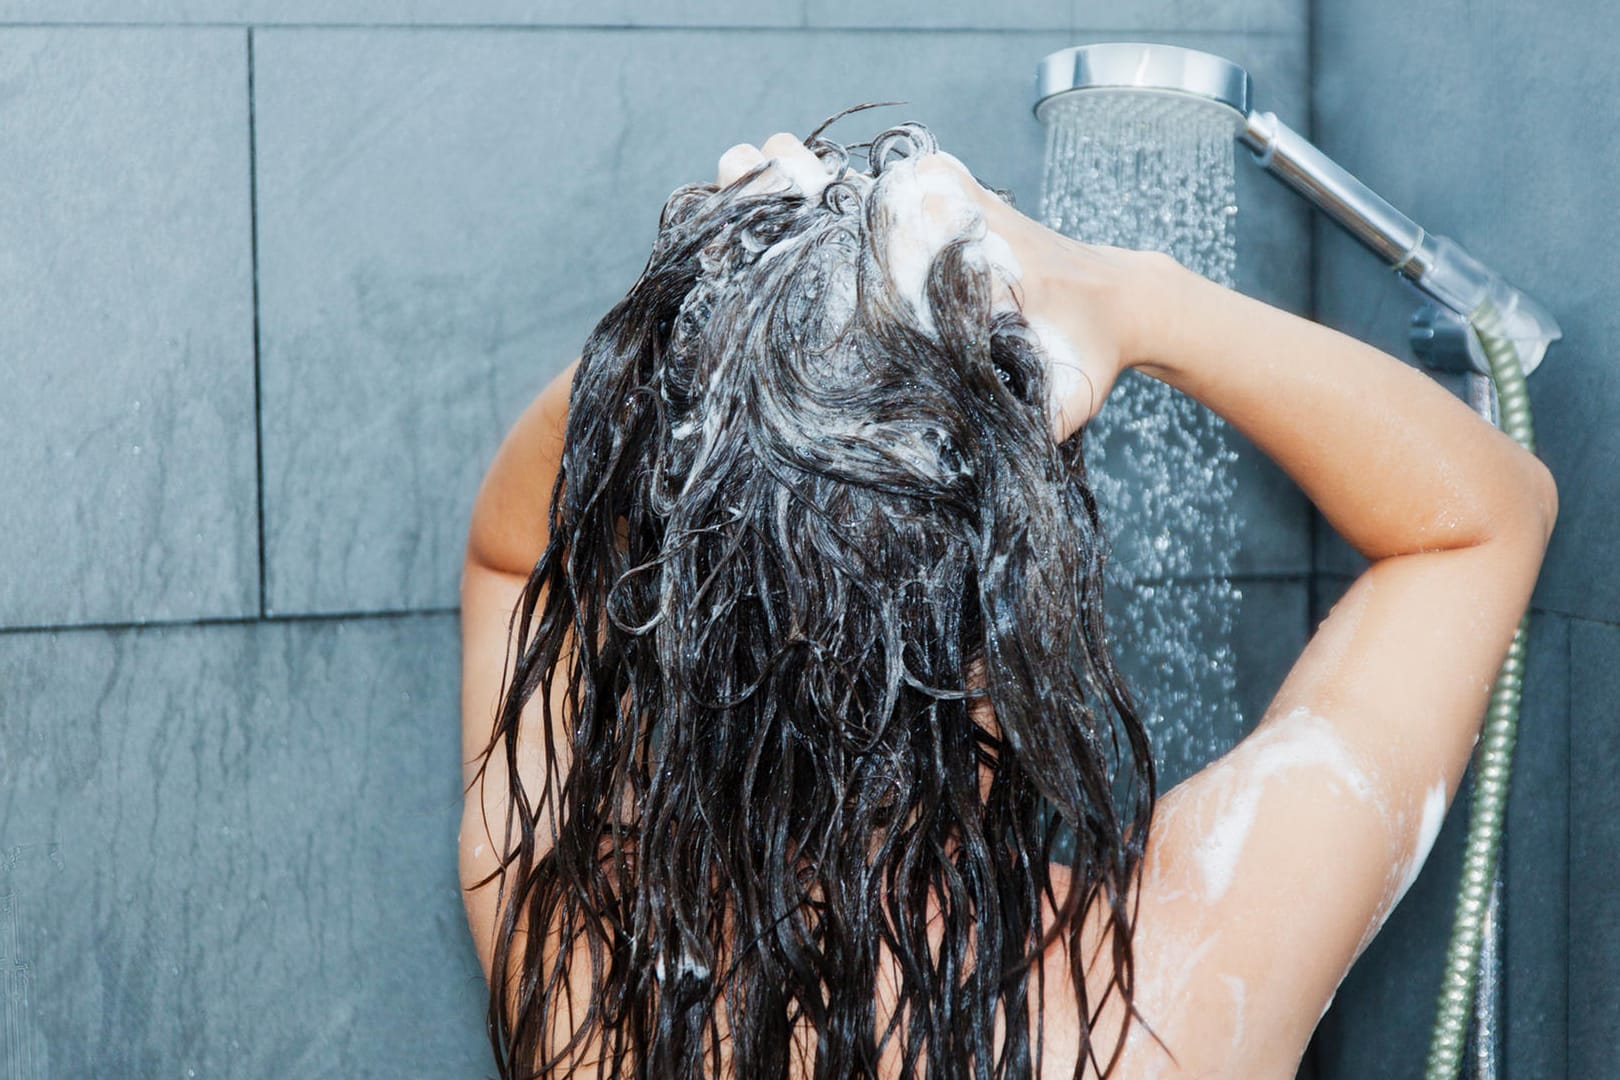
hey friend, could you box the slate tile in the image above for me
[0,28,256,628]
[1570,617,1620,1072]
[806,0,1069,30]
[0,0,805,27]
[1505,611,1570,1078]
[0,614,487,1076]
[1074,0,1304,33]
[1230,577,1309,721]
[629,0,801,26]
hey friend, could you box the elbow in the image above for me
[1474,454,1558,558]
[1527,455,1559,547]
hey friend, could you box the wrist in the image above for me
[1117,249,1195,379]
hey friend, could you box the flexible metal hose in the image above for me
[1424,307,1538,1079]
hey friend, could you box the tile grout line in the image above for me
[1304,0,1324,646]
[0,574,1326,638]
[1304,0,1322,338]
[0,607,460,638]
[1303,0,1320,389]
[1563,611,1573,1072]
[1302,3,1328,1071]
[248,27,268,619]
[0,19,1298,35]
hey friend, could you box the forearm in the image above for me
[1125,255,1556,560]
[464,357,580,576]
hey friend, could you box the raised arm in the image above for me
[1135,259,1556,560]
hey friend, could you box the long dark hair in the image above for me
[465,106,1160,1078]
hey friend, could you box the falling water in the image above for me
[1038,90,1247,789]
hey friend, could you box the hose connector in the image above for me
[1410,237,1563,378]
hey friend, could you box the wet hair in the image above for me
[467,104,1161,1078]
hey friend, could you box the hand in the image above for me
[711,133,1159,440]
[899,151,1154,438]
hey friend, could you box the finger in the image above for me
[720,145,797,197]
[760,131,834,197]
[760,131,806,157]
[717,142,766,188]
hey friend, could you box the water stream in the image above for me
[1038,90,1248,790]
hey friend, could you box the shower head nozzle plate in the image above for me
[1034,42,1252,121]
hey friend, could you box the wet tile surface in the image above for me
[1570,616,1620,1072]
[805,0,1069,30]
[0,29,257,628]
[0,614,485,1076]
[1073,0,1303,32]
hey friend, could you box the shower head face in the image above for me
[1034,42,1252,125]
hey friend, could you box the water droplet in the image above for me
[1039,91,1247,788]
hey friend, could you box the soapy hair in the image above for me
[467,104,1162,1078]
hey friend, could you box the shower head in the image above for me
[1031,41,1563,377]
[1033,42,1251,124]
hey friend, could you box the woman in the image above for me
[457,111,1557,1078]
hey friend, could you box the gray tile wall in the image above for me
[0,615,481,1077]
[0,29,257,629]
[1309,2,1615,1074]
[20,1,1556,1075]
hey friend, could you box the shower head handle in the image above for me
[1239,110,1425,267]
[1240,111,1562,375]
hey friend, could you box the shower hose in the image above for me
[1424,306,1538,1080]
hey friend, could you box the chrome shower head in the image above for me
[1033,42,1251,125]
[1031,40,1563,376]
